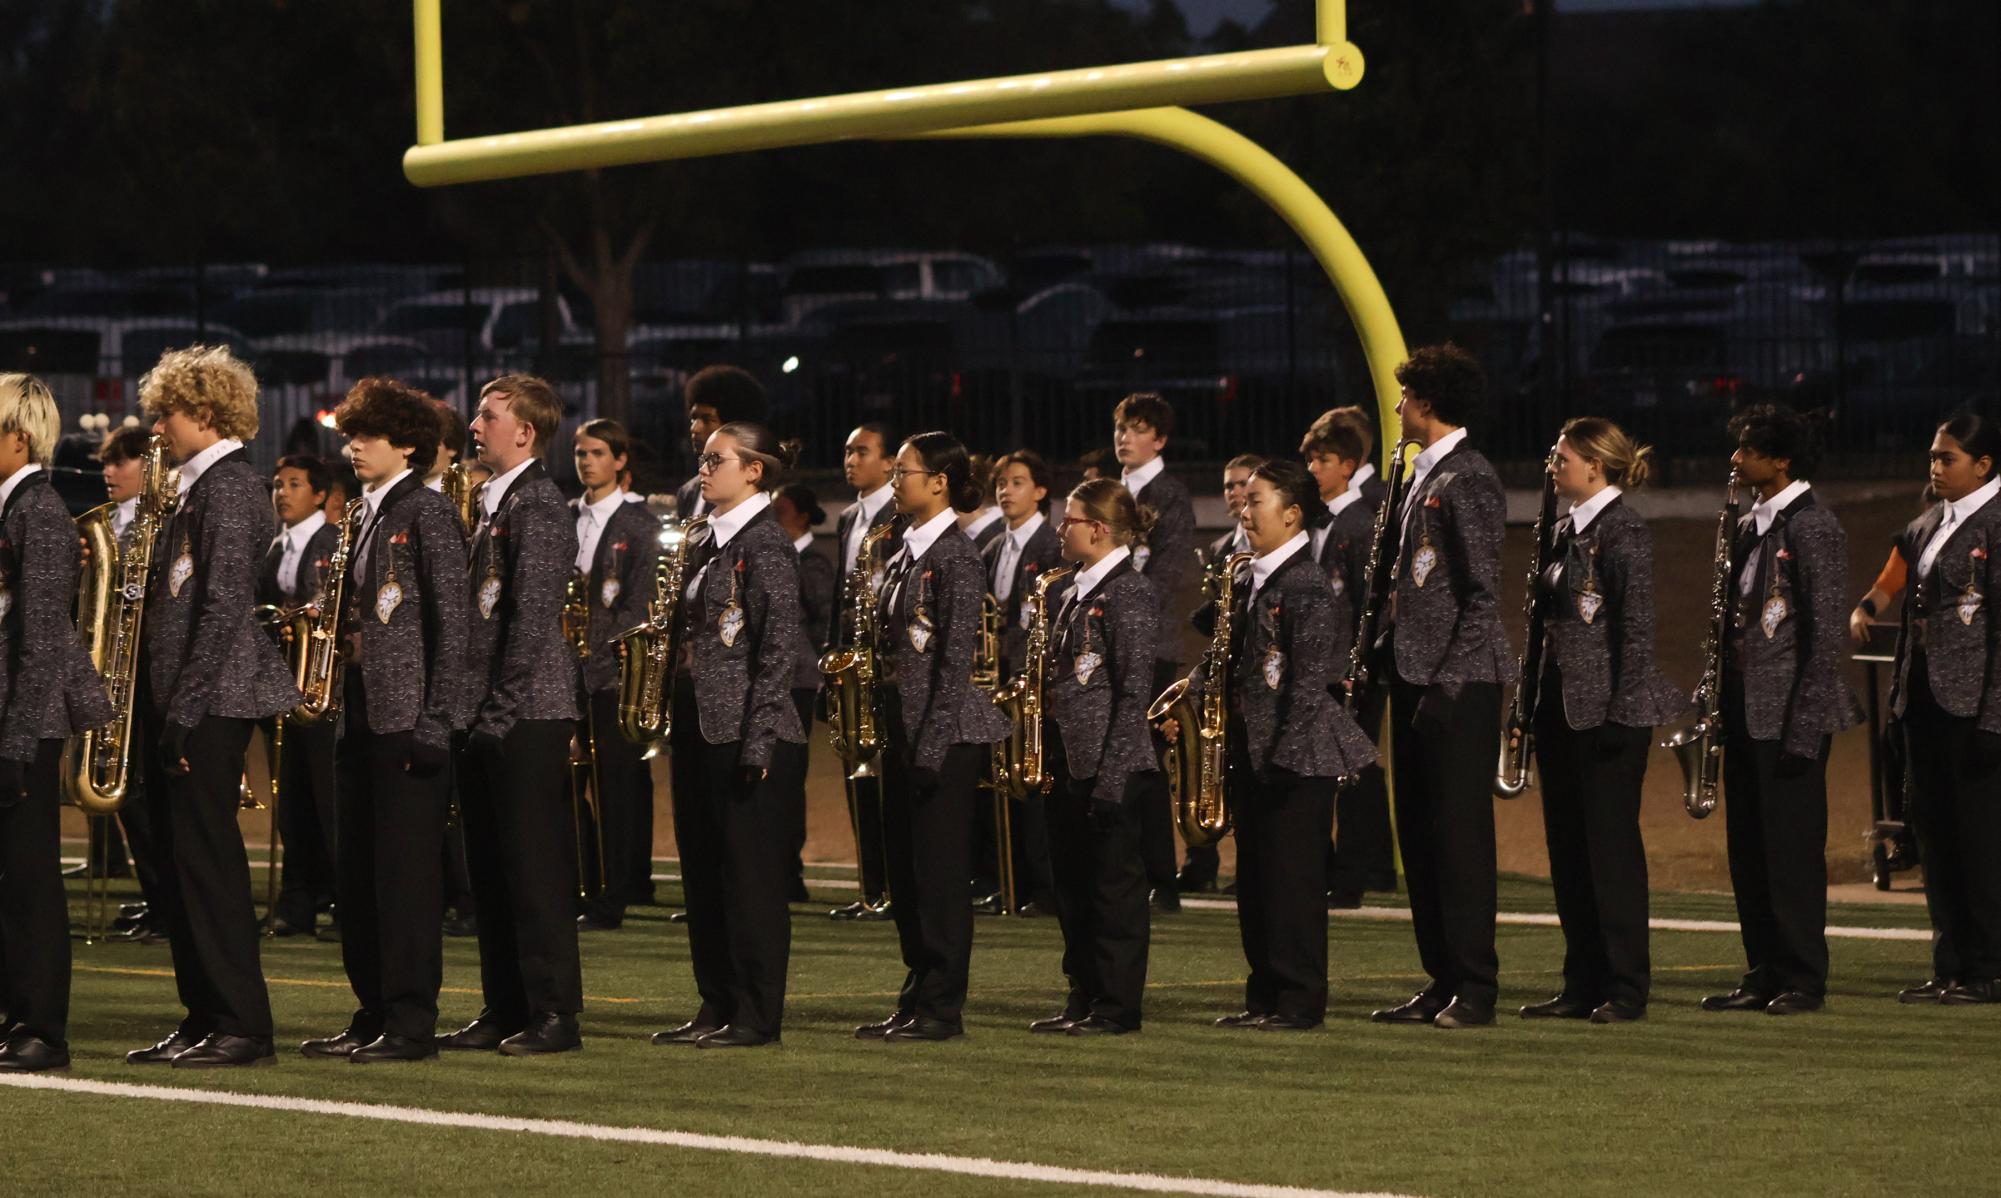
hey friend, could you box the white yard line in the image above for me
[0,1075,1416,1198]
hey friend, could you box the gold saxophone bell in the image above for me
[1152,551,1252,849]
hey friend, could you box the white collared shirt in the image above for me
[1312,489,1363,558]
[1120,454,1165,495]
[1072,545,1131,601]
[793,531,814,554]
[363,469,412,522]
[992,511,1046,602]
[1221,524,1250,556]
[842,484,894,575]
[961,506,1003,543]
[1348,461,1377,497]
[424,475,444,493]
[274,510,328,595]
[1251,531,1310,601]
[479,458,536,525]
[892,507,959,570]
[0,463,41,512]
[113,496,138,539]
[175,438,245,496]
[356,468,412,576]
[687,491,772,602]
[1402,427,1468,513]
[1739,479,1812,595]
[1917,475,2001,579]
[574,488,626,574]
[1566,485,1623,535]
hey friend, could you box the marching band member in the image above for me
[1329,405,1389,508]
[573,418,664,932]
[960,455,1005,552]
[1702,404,1861,1017]
[1114,393,1196,912]
[828,422,899,920]
[1368,345,1512,1031]
[300,379,468,1063]
[676,365,767,521]
[0,376,116,1073]
[653,423,807,1049]
[854,431,1010,1043]
[774,483,835,904]
[1179,453,1262,896]
[127,346,304,1069]
[974,449,1063,916]
[1888,412,2001,1006]
[1033,479,1160,1035]
[1519,418,1686,1023]
[1182,461,1379,1031]
[440,375,584,1056]
[259,453,341,939]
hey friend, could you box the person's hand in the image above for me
[739,764,769,790]
[1089,796,1123,828]
[1415,686,1455,735]
[0,758,26,802]
[469,729,505,757]
[1157,717,1181,741]
[1847,606,1872,647]
[160,722,195,777]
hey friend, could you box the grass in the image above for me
[16,868,1997,1198]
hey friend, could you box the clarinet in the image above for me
[1341,438,1420,711]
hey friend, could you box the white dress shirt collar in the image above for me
[1410,427,1468,482]
[792,531,815,553]
[897,507,960,564]
[424,476,444,492]
[1120,454,1165,493]
[1005,510,1046,549]
[363,469,413,521]
[962,506,1003,540]
[578,488,625,524]
[1325,489,1362,520]
[0,463,42,511]
[1251,531,1311,598]
[175,438,244,495]
[1749,479,1811,537]
[1348,461,1377,495]
[1073,546,1132,599]
[281,509,328,546]
[852,482,893,524]
[708,490,771,550]
[1917,475,2001,577]
[1567,485,1623,535]
[480,458,536,521]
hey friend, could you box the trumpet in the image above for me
[1662,470,1741,819]
[1149,551,1253,848]
[1495,449,1560,797]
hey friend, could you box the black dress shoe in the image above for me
[576,911,623,932]
[1764,991,1825,1015]
[1940,979,2001,1005]
[829,900,868,921]
[1520,993,1596,1020]
[442,914,478,938]
[1066,1015,1133,1036]
[0,1035,70,1073]
[855,901,894,922]
[1015,900,1048,918]
[128,1030,203,1065]
[301,1028,377,1059]
[498,1012,583,1056]
[118,922,169,945]
[1257,1014,1321,1032]
[437,1014,523,1052]
[1432,998,1496,1029]
[1175,872,1218,894]
[1029,1013,1079,1033]
[350,1033,440,1063]
[1371,992,1449,1024]
[1589,999,1646,1024]
[171,1033,277,1069]
[1327,889,1364,910]
[1150,888,1181,914]
[1700,988,1773,1012]
[667,910,690,924]
[1213,1010,1269,1028]
[651,1019,724,1046]
[970,892,1004,916]
[119,902,150,920]
[265,917,312,938]
[1898,978,1954,1004]
[884,1016,964,1043]
[695,1025,778,1049]
[854,1012,913,1040]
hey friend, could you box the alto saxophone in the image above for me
[996,565,1075,800]
[614,515,707,744]
[1148,550,1254,848]
[288,497,364,725]
[62,435,176,816]
[441,461,482,536]
[1662,470,1741,819]
[820,522,897,780]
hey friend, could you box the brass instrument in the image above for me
[1341,438,1420,712]
[1662,470,1741,820]
[996,566,1074,801]
[1148,551,1254,848]
[566,572,608,896]
[820,522,897,780]
[441,461,482,536]
[615,516,708,745]
[63,434,175,816]
[1495,449,1561,798]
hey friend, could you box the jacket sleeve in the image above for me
[1432,472,1509,699]
[0,506,95,760]
[1095,582,1160,801]
[915,553,977,771]
[1143,486,1196,635]
[166,479,264,731]
[1781,516,1849,758]
[1982,535,2001,735]
[1268,585,1339,776]
[478,500,576,738]
[801,552,837,652]
[740,544,805,770]
[1602,521,1647,727]
[415,502,470,750]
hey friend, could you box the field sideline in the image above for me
[8,869,1995,1198]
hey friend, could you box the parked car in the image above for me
[214,287,401,340]
[375,288,580,359]
[779,251,1004,324]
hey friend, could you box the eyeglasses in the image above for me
[888,468,938,484]
[696,452,743,473]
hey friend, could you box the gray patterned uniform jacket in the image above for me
[143,450,303,729]
[1130,468,1196,664]
[462,460,580,737]
[792,538,837,694]
[876,516,1011,769]
[0,472,114,760]
[1047,558,1160,801]
[1191,550,1378,781]
[1538,498,1690,731]
[1386,441,1513,700]
[1726,491,1863,756]
[346,474,469,751]
[580,500,663,697]
[1889,498,2001,733]
[1316,498,1378,663]
[982,517,1064,676]
[677,507,807,770]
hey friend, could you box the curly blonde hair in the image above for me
[139,345,260,442]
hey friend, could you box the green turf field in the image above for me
[12,868,1995,1198]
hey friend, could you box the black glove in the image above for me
[907,765,940,793]
[160,721,196,776]
[1776,751,1815,779]
[0,758,26,803]
[1414,685,1455,736]
[1970,730,2001,774]
[1089,795,1124,828]
[738,763,769,791]
[469,728,506,758]
[406,736,450,779]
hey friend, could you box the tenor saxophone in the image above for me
[996,565,1075,800]
[63,435,176,815]
[820,522,897,780]
[1147,551,1254,848]
[614,515,707,744]
[1662,470,1741,819]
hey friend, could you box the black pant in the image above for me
[1329,686,1396,895]
[972,766,1060,908]
[1137,659,1181,891]
[881,735,985,1025]
[1045,730,1151,1027]
[1390,677,1501,1007]
[1721,675,1829,998]
[1904,662,2001,983]
[0,741,69,1045]
[458,718,582,1019]
[270,716,338,928]
[441,752,475,919]
[139,702,273,1038]
[669,677,794,1035]
[1533,672,1652,1006]
[1229,734,1337,1023]
[580,687,652,921]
